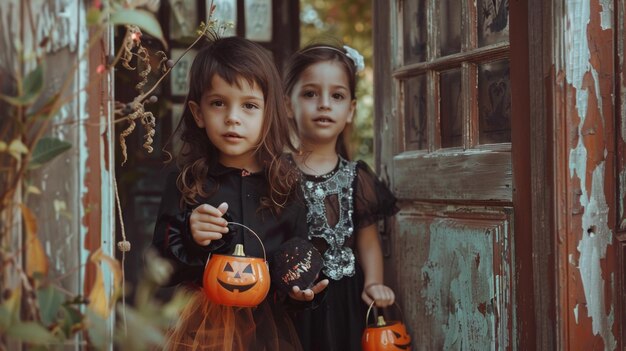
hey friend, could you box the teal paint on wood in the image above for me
[393,211,513,350]
[423,219,496,350]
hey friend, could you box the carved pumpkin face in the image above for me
[362,320,412,351]
[203,245,270,307]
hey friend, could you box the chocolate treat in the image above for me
[271,237,323,293]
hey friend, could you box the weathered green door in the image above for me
[374,1,515,349]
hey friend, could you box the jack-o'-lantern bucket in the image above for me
[202,222,270,307]
[362,301,412,351]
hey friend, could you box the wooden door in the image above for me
[374,1,518,349]
[374,0,626,349]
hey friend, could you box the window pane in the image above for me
[478,0,509,47]
[440,69,463,148]
[405,75,428,150]
[478,60,511,144]
[439,2,462,56]
[403,0,427,63]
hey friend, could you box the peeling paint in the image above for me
[34,0,79,53]
[564,0,618,348]
[566,79,617,349]
[599,0,613,30]
[564,0,592,120]
[575,163,616,349]
[590,68,605,122]
[77,0,92,300]
[420,219,510,350]
[569,138,588,181]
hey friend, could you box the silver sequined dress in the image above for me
[301,156,358,280]
[292,156,400,351]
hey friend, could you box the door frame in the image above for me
[373,0,556,348]
[511,0,559,349]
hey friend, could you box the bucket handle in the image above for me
[225,221,267,261]
[365,300,406,327]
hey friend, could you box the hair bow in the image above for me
[343,45,365,73]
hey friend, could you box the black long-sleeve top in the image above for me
[152,162,309,287]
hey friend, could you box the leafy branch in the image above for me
[0,0,228,349]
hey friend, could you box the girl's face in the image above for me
[189,74,265,170]
[287,61,355,147]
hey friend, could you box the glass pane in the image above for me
[403,0,427,63]
[478,0,510,46]
[405,75,428,150]
[478,60,511,144]
[439,2,462,56]
[169,0,198,40]
[245,0,272,42]
[440,69,463,148]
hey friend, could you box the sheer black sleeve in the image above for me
[151,172,229,286]
[352,161,399,230]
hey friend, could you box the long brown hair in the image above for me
[175,36,299,213]
[283,43,358,160]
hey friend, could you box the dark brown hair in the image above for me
[175,36,299,213]
[283,43,358,159]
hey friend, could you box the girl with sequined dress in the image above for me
[151,36,327,351]
[283,43,400,351]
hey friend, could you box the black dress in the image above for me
[289,157,400,351]
[152,162,309,351]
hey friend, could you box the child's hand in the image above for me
[189,202,230,246]
[288,279,329,302]
[362,283,395,307]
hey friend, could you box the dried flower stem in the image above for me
[134,20,211,104]
[111,21,212,128]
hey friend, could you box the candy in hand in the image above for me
[271,237,323,293]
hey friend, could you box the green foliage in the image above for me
[28,137,72,170]
[5,322,57,344]
[0,1,194,349]
[58,303,84,338]
[0,287,21,330]
[112,250,192,351]
[0,258,186,350]
[0,287,56,346]
[300,0,374,167]
[36,286,65,326]
[0,64,44,106]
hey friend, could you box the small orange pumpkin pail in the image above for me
[202,222,270,307]
[362,301,412,351]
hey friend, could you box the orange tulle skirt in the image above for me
[164,288,302,351]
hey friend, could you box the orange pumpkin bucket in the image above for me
[362,301,412,351]
[202,222,270,307]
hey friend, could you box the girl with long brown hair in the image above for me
[152,36,325,351]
